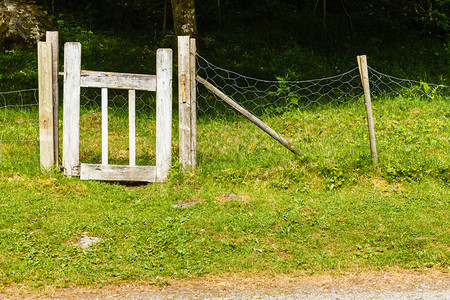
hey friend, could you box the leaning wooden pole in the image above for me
[196,76,303,156]
[357,55,378,164]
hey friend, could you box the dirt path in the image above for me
[1,270,449,299]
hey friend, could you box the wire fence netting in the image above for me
[368,68,449,177]
[79,88,157,166]
[195,53,449,177]
[196,54,367,170]
[0,54,448,180]
[0,89,39,166]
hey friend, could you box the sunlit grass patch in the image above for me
[0,91,448,288]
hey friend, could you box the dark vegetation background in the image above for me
[1,0,448,90]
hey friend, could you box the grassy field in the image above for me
[0,91,448,289]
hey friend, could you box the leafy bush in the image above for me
[0,49,37,91]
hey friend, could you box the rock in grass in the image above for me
[76,235,101,249]
[173,198,202,208]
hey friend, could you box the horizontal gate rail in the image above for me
[80,164,157,182]
[80,71,157,91]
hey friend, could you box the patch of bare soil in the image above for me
[1,269,449,299]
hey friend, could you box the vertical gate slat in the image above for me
[156,49,173,182]
[129,89,136,166]
[101,88,108,165]
[63,42,81,176]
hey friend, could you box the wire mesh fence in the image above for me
[0,89,39,166]
[195,53,449,178]
[1,54,448,181]
[195,54,368,170]
[368,68,450,179]
[79,88,158,166]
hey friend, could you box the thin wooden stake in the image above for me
[196,76,303,156]
[46,31,59,166]
[357,55,378,164]
[38,42,54,170]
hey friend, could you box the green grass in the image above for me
[0,90,40,165]
[0,169,448,288]
[0,4,448,289]
[0,91,448,288]
[196,93,449,186]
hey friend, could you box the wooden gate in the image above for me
[62,42,172,182]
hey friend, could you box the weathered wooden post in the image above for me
[177,36,197,170]
[357,55,378,165]
[38,41,54,170]
[46,31,59,166]
[156,48,173,182]
[63,43,81,176]
[189,37,197,167]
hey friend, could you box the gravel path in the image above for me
[1,271,449,299]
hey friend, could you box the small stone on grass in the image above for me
[76,235,101,249]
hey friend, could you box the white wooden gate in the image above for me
[62,42,172,182]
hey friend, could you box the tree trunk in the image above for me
[170,0,198,37]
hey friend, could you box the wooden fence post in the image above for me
[178,36,192,170]
[156,48,173,182]
[38,42,54,170]
[189,37,197,168]
[63,43,81,176]
[357,55,378,165]
[46,31,59,166]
